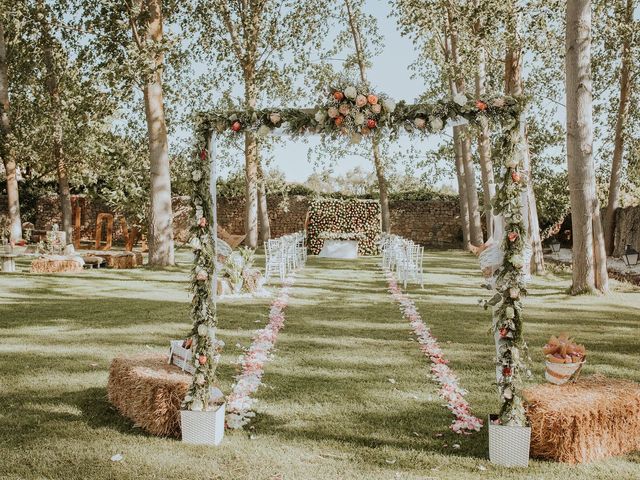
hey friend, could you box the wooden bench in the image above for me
[524,375,640,463]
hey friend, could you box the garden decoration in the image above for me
[188,83,529,455]
[543,333,586,385]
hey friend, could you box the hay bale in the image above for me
[92,251,143,269]
[30,257,84,273]
[524,375,640,463]
[107,354,190,437]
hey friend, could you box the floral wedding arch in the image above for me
[184,83,532,429]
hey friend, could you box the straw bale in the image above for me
[107,354,190,437]
[524,375,640,463]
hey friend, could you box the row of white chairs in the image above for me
[380,233,425,288]
[264,231,307,283]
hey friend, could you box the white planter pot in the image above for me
[488,415,531,467]
[181,403,225,446]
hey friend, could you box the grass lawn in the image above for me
[1,250,639,480]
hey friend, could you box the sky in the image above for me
[208,1,450,185]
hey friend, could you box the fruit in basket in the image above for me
[543,333,585,364]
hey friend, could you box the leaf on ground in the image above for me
[387,378,396,384]
[110,454,124,462]
[385,458,396,465]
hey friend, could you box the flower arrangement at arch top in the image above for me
[314,82,395,143]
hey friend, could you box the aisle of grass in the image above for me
[1,250,639,479]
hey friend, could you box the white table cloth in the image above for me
[318,240,359,259]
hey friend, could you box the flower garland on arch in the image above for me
[181,147,225,412]
[385,272,483,434]
[225,276,295,429]
[195,93,526,141]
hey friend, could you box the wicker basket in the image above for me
[180,403,225,446]
[545,360,585,385]
[169,340,195,374]
[488,415,531,467]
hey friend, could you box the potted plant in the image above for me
[180,146,226,446]
[543,333,586,385]
[486,125,531,468]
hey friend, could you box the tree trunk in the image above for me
[40,19,72,245]
[257,159,270,243]
[475,45,495,236]
[445,4,483,246]
[452,127,471,245]
[0,21,21,242]
[460,132,483,245]
[344,0,391,232]
[504,6,545,273]
[142,0,174,266]
[604,0,633,255]
[566,0,608,294]
[372,136,391,232]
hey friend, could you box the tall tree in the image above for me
[565,0,609,294]
[80,0,178,265]
[445,2,483,246]
[37,1,73,245]
[602,0,636,255]
[191,1,321,248]
[343,0,392,233]
[0,16,22,242]
[504,0,545,273]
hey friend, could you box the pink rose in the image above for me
[196,270,208,281]
[327,107,339,118]
[338,103,350,115]
[355,94,367,107]
[370,103,382,114]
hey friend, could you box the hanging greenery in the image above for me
[491,121,532,426]
[181,147,225,413]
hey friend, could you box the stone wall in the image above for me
[22,194,464,248]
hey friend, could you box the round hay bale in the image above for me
[107,354,191,438]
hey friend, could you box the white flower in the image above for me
[190,237,202,251]
[382,98,396,113]
[192,170,202,182]
[314,110,326,123]
[269,112,281,124]
[453,93,467,106]
[256,124,271,137]
[354,112,365,125]
[414,118,426,129]
[370,103,382,114]
[195,374,205,385]
[191,399,204,411]
[344,86,357,99]
[327,106,339,118]
[505,306,515,319]
[430,116,444,131]
[198,324,208,336]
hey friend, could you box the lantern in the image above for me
[623,244,639,267]
[549,238,561,255]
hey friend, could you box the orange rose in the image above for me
[367,119,377,129]
[476,100,488,111]
[367,94,378,105]
[511,171,521,183]
[335,116,344,126]
[231,121,241,132]
[333,91,344,101]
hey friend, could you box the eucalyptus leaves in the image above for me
[182,147,225,413]
[491,122,532,427]
[196,93,526,141]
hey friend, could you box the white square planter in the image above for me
[181,403,225,446]
[169,340,195,374]
[488,415,531,467]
